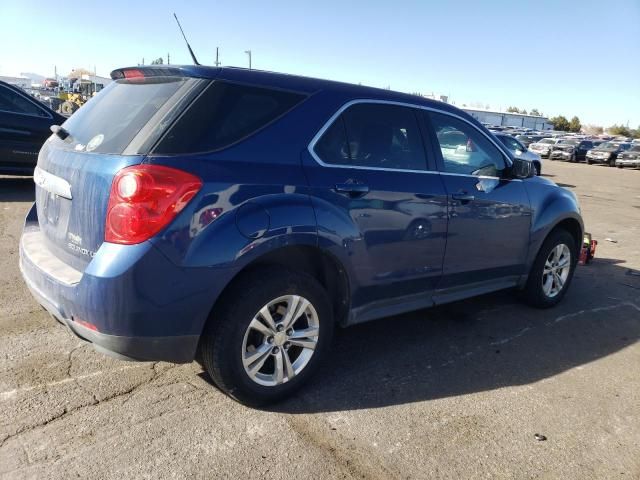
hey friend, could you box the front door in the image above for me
[424,111,531,300]
[304,102,448,320]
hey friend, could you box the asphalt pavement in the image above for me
[1,161,639,479]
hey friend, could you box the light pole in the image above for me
[244,50,252,70]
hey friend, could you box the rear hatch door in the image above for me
[35,70,209,270]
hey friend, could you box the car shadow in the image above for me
[556,183,576,188]
[192,257,639,413]
[0,177,35,202]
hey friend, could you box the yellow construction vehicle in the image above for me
[58,92,85,115]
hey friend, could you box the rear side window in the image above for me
[0,85,49,117]
[155,82,306,154]
[313,103,427,171]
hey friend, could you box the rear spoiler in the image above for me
[110,67,187,80]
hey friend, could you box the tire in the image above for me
[520,229,578,308]
[570,153,576,163]
[199,267,334,406]
[60,101,78,115]
[586,159,592,165]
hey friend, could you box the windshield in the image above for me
[597,142,619,150]
[558,139,578,145]
[55,76,206,154]
[539,139,555,144]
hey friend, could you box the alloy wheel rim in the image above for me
[542,244,571,298]
[241,295,319,387]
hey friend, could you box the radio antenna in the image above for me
[173,13,200,66]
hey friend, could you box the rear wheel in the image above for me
[199,267,333,406]
[520,229,577,308]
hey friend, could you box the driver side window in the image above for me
[428,112,507,177]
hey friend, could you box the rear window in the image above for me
[58,77,205,154]
[154,82,306,154]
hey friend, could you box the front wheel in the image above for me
[520,229,578,308]
[199,267,334,406]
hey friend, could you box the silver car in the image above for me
[529,137,560,158]
[494,133,543,175]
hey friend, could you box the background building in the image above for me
[0,75,31,89]
[461,107,552,130]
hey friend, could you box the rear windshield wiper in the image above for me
[50,125,72,141]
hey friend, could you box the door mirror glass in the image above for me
[511,158,534,179]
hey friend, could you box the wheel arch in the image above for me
[201,244,351,339]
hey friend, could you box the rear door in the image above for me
[304,102,448,319]
[0,84,54,173]
[423,110,531,301]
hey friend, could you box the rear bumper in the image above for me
[19,203,230,363]
[20,266,199,362]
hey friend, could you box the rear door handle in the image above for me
[334,183,369,196]
[451,193,475,202]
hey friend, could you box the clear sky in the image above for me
[1,0,638,126]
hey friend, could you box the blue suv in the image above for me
[20,66,583,405]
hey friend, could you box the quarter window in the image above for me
[0,86,48,117]
[155,82,306,154]
[314,103,427,171]
[428,112,507,177]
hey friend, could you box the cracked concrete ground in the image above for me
[1,162,639,479]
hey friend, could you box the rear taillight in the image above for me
[105,165,202,245]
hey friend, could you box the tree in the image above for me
[550,115,570,131]
[521,109,528,115]
[569,116,582,133]
[151,57,164,65]
[608,124,632,137]
[583,124,603,135]
[67,68,92,79]
[506,106,520,113]
[530,108,541,116]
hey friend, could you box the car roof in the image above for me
[0,80,61,118]
[112,65,476,124]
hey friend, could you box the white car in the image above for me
[494,133,543,175]
[529,137,560,158]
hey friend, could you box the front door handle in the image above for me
[451,192,475,203]
[334,183,369,197]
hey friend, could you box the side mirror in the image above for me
[511,157,534,179]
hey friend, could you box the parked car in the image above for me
[586,142,632,166]
[494,133,543,174]
[515,134,545,148]
[549,139,594,162]
[615,145,640,168]
[20,66,583,405]
[529,137,560,158]
[0,81,65,175]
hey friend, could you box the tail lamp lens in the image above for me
[105,165,202,245]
